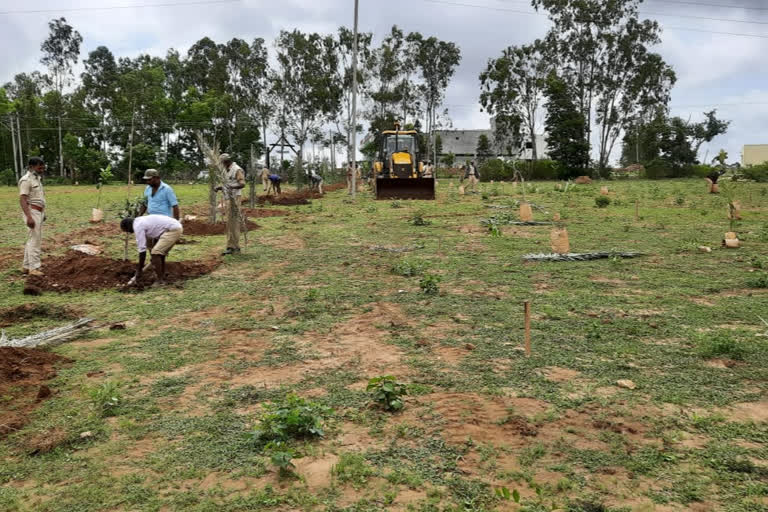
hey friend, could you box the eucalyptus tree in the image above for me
[40,17,82,176]
[274,29,342,186]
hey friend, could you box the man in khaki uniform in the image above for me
[19,157,46,275]
[260,163,270,192]
[216,153,246,255]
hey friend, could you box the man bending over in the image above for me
[121,215,183,286]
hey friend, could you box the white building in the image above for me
[433,128,548,165]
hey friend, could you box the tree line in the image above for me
[479,0,729,179]
[0,20,461,185]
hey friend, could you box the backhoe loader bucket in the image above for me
[375,177,435,200]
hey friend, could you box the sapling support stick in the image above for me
[635,200,639,222]
[524,301,531,357]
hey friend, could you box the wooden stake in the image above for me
[635,200,639,222]
[524,301,531,357]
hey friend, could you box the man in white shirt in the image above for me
[120,214,183,286]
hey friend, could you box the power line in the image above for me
[0,0,239,16]
[422,0,768,38]
[646,0,768,11]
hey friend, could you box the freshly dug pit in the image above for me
[0,347,70,439]
[183,219,260,236]
[26,251,221,292]
[241,208,289,218]
[0,304,78,328]
[324,182,347,192]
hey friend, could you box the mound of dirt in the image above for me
[182,219,260,236]
[324,182,347,192]
[241,208,289,218]
[0,304,78,328]
[26,251,221,292]
[256,189,322,206]
[0,347,70,439]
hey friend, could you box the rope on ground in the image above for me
[522,252,643,262]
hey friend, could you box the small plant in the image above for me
[367,375,408,411]
[495,486,520,503]
[675,195,685,206]
[750,256,765,269]
[419,273,441,295]
[305,288,320,301]
[248,394,333,447]
[595,196,611,208]
[392,258,426,277]
[696,332,748,361]
[748,275,768,289]
[390,201,402,209]
[88,380,122,417]
[488,223,502,237]
[332,453,375,487]
[410,211,431,226]
[365,205,377,214]
[266,442,295,476]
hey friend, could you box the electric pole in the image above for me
[349,0,360,197]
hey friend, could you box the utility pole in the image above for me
[16,113,24,174]
[9,115,19,180]
[349,0,360,198]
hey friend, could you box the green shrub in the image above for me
[743,162,768,182]
[748,275,768,289]
[419,274,441,295]
[696,332,748,360]
[248,394,333,447]
[595,196,611,208]
[332,453,375,487]
[0,169,15,186]
[392,259,426,277]
[410,210,431,226]
[528,159,558,180]
[478,158,508,181]
[367,376,408,411]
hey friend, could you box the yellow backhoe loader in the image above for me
[373,123,435,200]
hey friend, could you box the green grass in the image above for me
[1,179,768,511]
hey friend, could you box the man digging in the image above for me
[121,215,183,287]
[19,157,47,276]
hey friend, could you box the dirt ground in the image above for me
[182,219,260,236]
[241,208,289,218]
[0,304,79,328]
[25,250,221,292]
[0,348,70,439]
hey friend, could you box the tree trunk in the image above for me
[262,120,269,170]
[127,106,136,185]
[249,143,256,208]
[57,114,64,177]
[16,114,24,174]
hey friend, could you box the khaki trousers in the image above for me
[227,198,241,250]
[23,209,44,271]
[262,177,269,192]
[469,176,479,192]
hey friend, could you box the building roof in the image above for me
[434,129,495,156]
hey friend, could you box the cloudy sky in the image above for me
[2,0,767,164]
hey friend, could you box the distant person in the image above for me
[308,168,323,194]
[19,157,47,276]
[267,173,282,196]
[260,163,270,192]
[466,161,480,193]
[346,161,354,194]
[139,169,179,219]
[422,161,433,178]
[215,153,246,256]
[121,215,183,286]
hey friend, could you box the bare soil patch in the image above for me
[255,189,321,206]
[259,234,307,250]
[26,250,221,292]
[241,208,289,219]
[0,347,70,439]
[540,366,582,383]
[0,303,79,327]
[183,219,260,236]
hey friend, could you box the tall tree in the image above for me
[480,39,551,162]
[544,72,590,178]
[81,46,118,153]
[334,26,374,165]
[274,30,341,186]
[240,38,272,167]
[409,34,461,166]
[476,134,492,164]
[40,17,82,177]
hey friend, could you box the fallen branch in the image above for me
[522,252,643,262]
[0,318,94,348]
[758,315,768,338]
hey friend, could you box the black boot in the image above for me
[222,247,240,255]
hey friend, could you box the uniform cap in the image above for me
[142,169,160,179]
[219,153,231,162]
